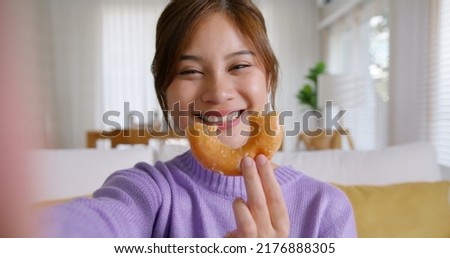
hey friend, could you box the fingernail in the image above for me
[242,156,253,168]
[256,154,267,166]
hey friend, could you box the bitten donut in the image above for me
[187,112,284,176]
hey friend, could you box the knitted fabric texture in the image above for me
[44,151,356,237]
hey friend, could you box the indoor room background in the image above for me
[23,0,449,178]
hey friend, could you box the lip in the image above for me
[202,109,238,117]
[217,113,241,131]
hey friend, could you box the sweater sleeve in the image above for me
[318,186,357,238]
[42,166,163,237]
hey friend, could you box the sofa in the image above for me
[31,141,450,237]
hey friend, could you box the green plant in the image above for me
[296,61,326,110]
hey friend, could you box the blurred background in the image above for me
[1,0,449,171]
[1,0,449,238]
[23,0,448,171]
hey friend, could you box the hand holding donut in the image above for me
[225,154,290,238]
[186,111,289,237]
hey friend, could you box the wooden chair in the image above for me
[86,129,182,148]
[297,128,354,150]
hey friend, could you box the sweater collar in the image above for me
[172,150,300,199]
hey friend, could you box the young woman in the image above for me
[44,0,356,238]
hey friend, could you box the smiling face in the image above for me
[166,13,269,148]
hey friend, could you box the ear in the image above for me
[266,91,274,112]
[266,74,272,92]
[266,73,277,110]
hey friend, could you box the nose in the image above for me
[200,74,235,104]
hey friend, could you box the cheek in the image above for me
[240,73,269,108]
[165,83,194,130]
[170,109,190,131]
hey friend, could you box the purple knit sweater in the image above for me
[44,151,356,237]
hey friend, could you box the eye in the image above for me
[230,64,250,71]
[179,69,201,75]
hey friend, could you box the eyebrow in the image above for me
[226,50,255,59]
[179,50,255,62]
[179,54,202,62]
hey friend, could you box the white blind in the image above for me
[100,0,168,130]
[39,0,169,147]
[427,0,450,167]
[322,0,389,150]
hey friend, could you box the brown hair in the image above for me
[151,0,279,124]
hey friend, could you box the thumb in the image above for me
[224,229,238,238]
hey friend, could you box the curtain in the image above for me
[321,0,390,150]
[389,0,430,146]
[426,0,450,167]
[38,0,168,148]
[43,0,103,148]
[100,0,168,130]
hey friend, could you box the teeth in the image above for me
[229,111,240,120]
[202,111,241,123]
[207,116,222,123]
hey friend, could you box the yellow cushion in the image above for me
[335,181,450,238]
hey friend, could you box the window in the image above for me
[427,0,450,167]
[322,0,390,150]
[100,0,168,130]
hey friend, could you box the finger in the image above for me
[224,230,237,238]
[232,197,257,237]
[240,156,272,232]
[255,154,290,236]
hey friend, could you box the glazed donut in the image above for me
[187,111,283,176]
